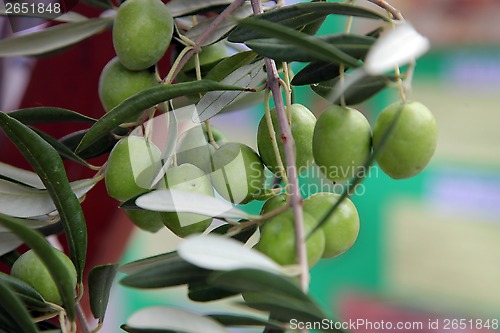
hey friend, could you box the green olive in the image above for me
[113,0,174,70]
[373,101,437,179]
[175,124,227,173]
[11,249,77,305]
[125,210,164,233]
[256,209,325,268]
[158,163,214,237]
[105,136,162,202]
[260,193,288,216]
[313,105,372,182]
[183,41,228,73]
[210,143,266,204]
[98,57,159,112]
[303,192,359,258]
[257,104,316,175]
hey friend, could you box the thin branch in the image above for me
[366,0,404,20]
[76,302,91,333]
[249,0,309,292]
[166,0,246,83]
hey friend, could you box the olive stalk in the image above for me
[166,0,246,83]
[250,0,310,292]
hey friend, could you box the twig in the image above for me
[366,0,404,20]
[166,0,246,83]
[76,302,91,333]
[249,0,309,292]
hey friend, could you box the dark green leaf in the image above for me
[0,214,76,320]
[0,282,38,333]
[312,74,394,105]
[208,314,284,330]
[118,252,178,275]
[0,272,50,312]
[0,18,113,57]
[241,293,332,328]
[0,112,87,289]
[246,33,374,63]
[121,255,209,289]
[80,0,112,9]
[32,129,96,169]
[228,2,388,42]
[120,325,177,333]
[0,250,20,267]
[88,264,117,321]
[291,62,341,86]
[236,18,360,67]
[205,51,260,82]
[209,269,310,302]
[187,280,239,302]
[166,0,232,17]
[210,224,258,244]
[8,107,96,124]
[76,80,246,153]
[59,129,122,161]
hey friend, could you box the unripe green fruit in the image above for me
[183,41,228,73]
[313,105,372,182]
[260,193,288,216]
[11,249,77,305]
[113,0,174,70]
[373,101,437,179]
[126,210,164,233]
[257,104,316,175]
[159,164,214,237]
[176,124,226,173]
[303,192,359,258]
[98,57,159,112]
[256,210,325,268]
[105,136,162,201]
[210,143,266,204]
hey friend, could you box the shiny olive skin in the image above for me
[98,57,159,112]
[11,249,77,305]
[210,143,266,204]
[113,0,174,70]
[313,105,372,182]
[373,101,437,179]
[257,104,316,175]
[256,209,325,268]
[303,192,359,258]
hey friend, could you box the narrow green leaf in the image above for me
[76,80,246,153]
[311,74,394,105]
[228,2,388,42]
[187,280,239,302]
[118,252,178,275]
[88,264,117,321]
[59,129,121,161]
[124,307,229,333]
[80,0,113,9]
[0,282,38,333]
[166,0,232,17]
[241,293,337,331]
[0,112,87,287]
[121,255,209,289]
[0,214,76,320]
[9,107,96,124]
[291,62,341,86]
[207,314,284,330]
[32,129,96,168]
[0,272,51,312]
[196,61,265,122]
[0,17,113,57]
[205,51,260,82]
[246,33,374,63]
[185,5,254,46]
[0,161,44,189]
[208,269,310,303]
[237,17,360,67]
